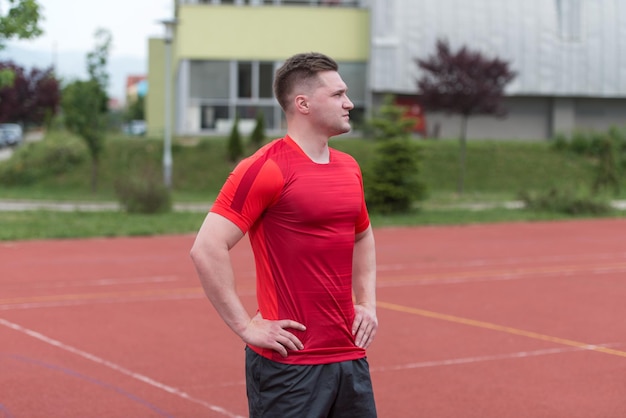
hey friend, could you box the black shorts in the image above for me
[245,347,377,418]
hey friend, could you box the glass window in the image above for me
[186,59,299,132]
[259,62,274,98]
[190,61,230,100]
[282,0,309,5]
[200,105,229,129]
[236,105,276,130]
[238,62,253,98]
[235,105,258,120]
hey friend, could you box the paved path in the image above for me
[0,199,212,212]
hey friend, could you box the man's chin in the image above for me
[330,123,352,138]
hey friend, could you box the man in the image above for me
[190,52,378,417]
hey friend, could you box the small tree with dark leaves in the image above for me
[416,39,516,194]
[0,61,60,126]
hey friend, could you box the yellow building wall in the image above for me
[148,5,370,136]
[175,5,370,61]
[147,38,165,137]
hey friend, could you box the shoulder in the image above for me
[232,138,288,174]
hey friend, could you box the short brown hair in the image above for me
[273,52,339,112]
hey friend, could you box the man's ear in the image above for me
[294,94,310,114]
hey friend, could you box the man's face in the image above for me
[307,71,355,137]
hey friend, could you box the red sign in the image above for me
[394,96,427,135]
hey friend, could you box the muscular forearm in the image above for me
[190,213,306,357]
[353,226,376,306]
[191,242,251,338]
[351,226,378,349]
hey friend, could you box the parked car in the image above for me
[123,120,147,136]
[0,123,23,147]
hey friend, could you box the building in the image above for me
[370,0,626,140]
[147,0,369,137]
[126,75,148,103]
[147,0,626,140]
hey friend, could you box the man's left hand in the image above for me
[352,303,378,349]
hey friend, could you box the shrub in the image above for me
[114,165,172,214]
[550,133,569,152]
[249,112,266,150]
[0,134,86,186]
[364,138,427,214]
[569,130,593,155]
[550,127,626,196]
[363,95,427,214]
[519,188,611,215]
[366,94,415,140]
[592,136,621,195]
[227,115,243,162]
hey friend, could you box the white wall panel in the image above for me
[371,0,626,97]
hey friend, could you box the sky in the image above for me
[1,0,174,102]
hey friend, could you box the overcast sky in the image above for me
[1,0,175,101]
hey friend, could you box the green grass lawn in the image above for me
[0,130,623,241]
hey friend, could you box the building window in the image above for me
[237,61,275,99]
[189,61,230,100]
[200,105,229,129]
[188,59,365,132]
[238,62,253,98]
[259,62,274,98]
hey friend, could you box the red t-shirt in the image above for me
[211,136,370,365]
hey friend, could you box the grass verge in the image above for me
[1,207,624,242]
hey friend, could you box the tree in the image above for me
[367,94,416,140]
[125,95,145,122]
[0,61,60,125]
[0,0,43,86]
[62,28,112,192]
[416,39,516,194]
[227,114,243,162]
[0,0,42,48]
[248,111,266,150]
[364,95,427,214]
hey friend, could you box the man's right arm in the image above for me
[190,212,306,357]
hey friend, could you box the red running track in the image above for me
[1,218,626,417]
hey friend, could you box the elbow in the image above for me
[189,240,206,267]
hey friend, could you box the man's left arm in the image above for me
[352,225,378,349]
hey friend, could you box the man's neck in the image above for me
[287,130,331,164]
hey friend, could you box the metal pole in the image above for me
[163,37,173,189]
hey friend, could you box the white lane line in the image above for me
[371,344,620,372]
[377,252,626,272]
[0,294,204,311]
[377,264,626,287]
[0,318,245,418]
[3,276,180,290]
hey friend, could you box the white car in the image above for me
[124,120,147,136]
[0,123,23,147]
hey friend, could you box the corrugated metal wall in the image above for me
[371,0,626,98]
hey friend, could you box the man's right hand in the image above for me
[241,312,306,358]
